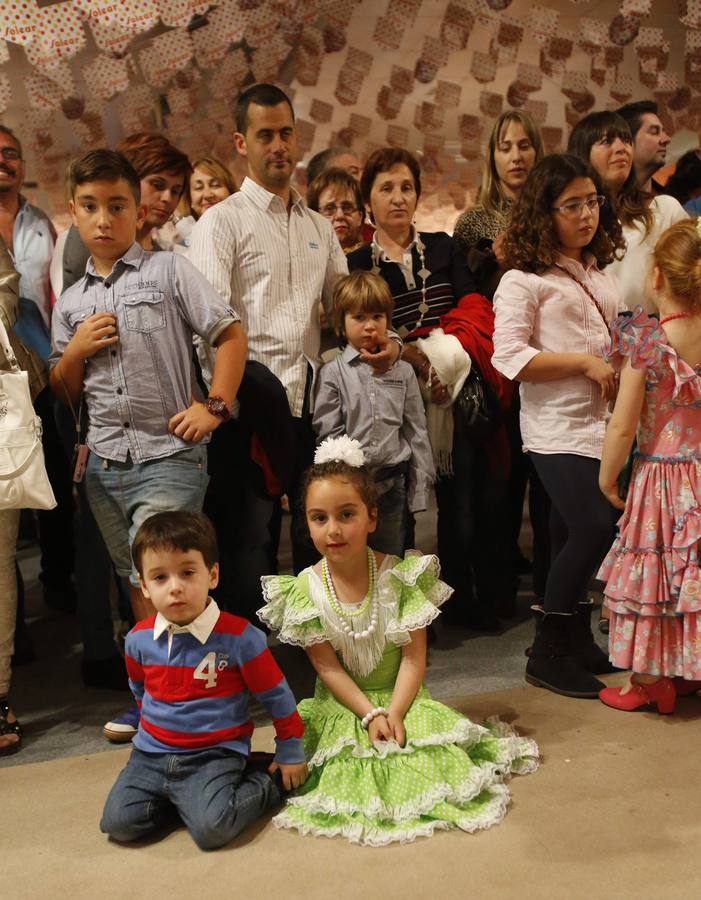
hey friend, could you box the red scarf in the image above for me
[439,293,513,477]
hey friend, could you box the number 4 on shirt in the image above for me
[194,652,218,688]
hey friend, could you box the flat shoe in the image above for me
[0,697,22,757]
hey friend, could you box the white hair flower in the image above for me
[314,435,366,468]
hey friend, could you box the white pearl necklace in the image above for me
[322,550,378,641]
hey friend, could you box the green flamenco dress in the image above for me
[259,553,538,846]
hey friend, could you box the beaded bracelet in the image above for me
[361,707,387,730]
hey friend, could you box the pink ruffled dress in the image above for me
[598,308,701,678]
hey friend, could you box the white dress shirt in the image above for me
[189,176,348,417]
[153,597,220,657]
[492,253,621,460]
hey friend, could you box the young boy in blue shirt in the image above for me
[50,149,247,739]
[313,271,434,556]
[100,511,307,850]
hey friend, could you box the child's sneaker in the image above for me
[103,705,140,743]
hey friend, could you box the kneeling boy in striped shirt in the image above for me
[100,511,307,850]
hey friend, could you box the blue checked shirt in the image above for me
[50,242,239,463]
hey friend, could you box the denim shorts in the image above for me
[85,446,209,585]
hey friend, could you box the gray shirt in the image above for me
[50,242,239,463]
[313,345,435,511]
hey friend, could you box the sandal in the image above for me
[0,697,22,757]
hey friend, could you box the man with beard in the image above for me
[189,83,399,619]
[617,100,671,193]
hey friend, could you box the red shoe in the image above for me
[674,678,701,697]
[599,677,676,714]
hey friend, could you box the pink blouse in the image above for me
[492,254,621,459]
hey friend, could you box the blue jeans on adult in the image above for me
[100,747,281,850]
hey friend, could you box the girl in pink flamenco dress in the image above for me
[597,220,701,714]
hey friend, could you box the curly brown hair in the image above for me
[501,154,626,274]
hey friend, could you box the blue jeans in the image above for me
[369,477,409,557]
[85,446,209,585]
[100,747,281,850]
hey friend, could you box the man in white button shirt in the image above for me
[190,84,398,617]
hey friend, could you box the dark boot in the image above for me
[525,611,605,698]
[571,602,618,674]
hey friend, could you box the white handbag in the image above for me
[0,317,56,510]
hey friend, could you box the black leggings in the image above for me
[529,453,617,615]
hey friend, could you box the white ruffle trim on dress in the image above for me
[272,784,512,847]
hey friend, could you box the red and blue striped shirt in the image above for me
[125,601,304,763]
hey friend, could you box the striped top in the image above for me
[188,176,349,417]
[125,599,305,762]
[346,231,477,340]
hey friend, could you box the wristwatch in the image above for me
[204,395,230,421]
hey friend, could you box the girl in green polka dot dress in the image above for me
[258,436,539,846]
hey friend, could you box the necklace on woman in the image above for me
[322,549,378,641]
[371,230,432,337]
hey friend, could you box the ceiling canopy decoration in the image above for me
[0,0,694,221]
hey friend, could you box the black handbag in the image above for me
[453,362,501,440]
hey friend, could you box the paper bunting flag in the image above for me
[192,22,231,69]
[570,91,595,114]
[479,91,503,118]
[414,102,444,134]
[506,82,528,108]
[346,46,373,75]
[3,1,41,47]
[578,18,608,56]
[680,0,701,29]
[376,85,404,121]
[435,81,462,109]
[386,125,409,147]
[390,66,414,95]
[373,17,403,52]
[82,54,129,101]
[334,68,363,106]
[547,34,574,61]
[295,48,322,87]
[621,0,652,14]
[458,115,482,139]
[207,2,250,47]
[610,72,633,102]
[496,17,523,47]
[166,86,197,117]
[246,4,279,49]
[605,46,624,67]
[527,6,559,45]
[323,0,361,27]
[562,70,588,98]
[209,50,249,99]
[460,138,481,162]
[654,72,679,97]
[668,85,692,111]
[300,27,323,57]
[310,99,334,123]
[541,126,563,153]
[609,14,640,47]
[590,59,606,87]
[471,51,497,84]
[517,62,542,92]
[117,84,156,134]
[61,96,85,119]
[638,57,659,89]
[524,99,548,124]
[635,27,668,55]
[158,0,211,28]
[0,74,11,114]
[22,1,86,70]
[494,40,518,68]
[140,30,194,90]
[441,3,474,51]
[324,21,348,53]
[349,114,372,137]
[564,104,582,128]
[78,0,159,55]
[415,36,449,85]
[26,72,65,110]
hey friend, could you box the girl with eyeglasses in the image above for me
[492,154,626,699]
[568,111,688,314]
